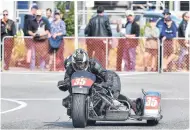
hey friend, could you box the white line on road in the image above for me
[1,98,27,114]
[3,98,189,101]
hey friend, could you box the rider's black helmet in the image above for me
[71,48,89,71]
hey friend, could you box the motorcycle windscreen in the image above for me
[71,71,96,88]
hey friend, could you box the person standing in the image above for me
[177,12,190,70]
[85,6,112,68]
[1,10,16,70]
[161,16,177,71]
[49,9,66,71]
[116,10,140,71]
[143,18,160,72]
[27,9,50,71]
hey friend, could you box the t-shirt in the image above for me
[125,22,132,35]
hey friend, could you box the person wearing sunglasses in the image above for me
[156,9,177,34]
[1,10,16,41]
[1,9,16,70]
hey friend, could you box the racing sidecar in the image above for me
[62,71,163,128]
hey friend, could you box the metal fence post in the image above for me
[53,50,56,71]
[2,37,5,72]
[106,38,108,70]
[159,39,163,74]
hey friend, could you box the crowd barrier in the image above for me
[162,38,190,72]
[1,36,189,73]
[78,37,160,72]
[1,36,75,71]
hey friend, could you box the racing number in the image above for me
[73,78,86,86]
[145,96,159,108]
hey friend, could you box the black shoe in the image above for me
[62,95,71,108]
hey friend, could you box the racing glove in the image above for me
[57,80,69,91]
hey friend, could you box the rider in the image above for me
[58,48,144,116]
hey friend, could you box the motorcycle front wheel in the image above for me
[72,94,87,128]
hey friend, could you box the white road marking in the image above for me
[3,98,189,101]
[1,98,27,114]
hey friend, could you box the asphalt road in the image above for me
[1,72,189,129]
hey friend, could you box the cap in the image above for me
[36,10,42,16]
[149,18,157,22]
[125,10,134,16]
[163,9,171,15]
[54,9,60,15]
[165,16,172,21]
[31,4,38,10]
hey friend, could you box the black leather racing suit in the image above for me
[60,58,121,97]
[59,57,142,115]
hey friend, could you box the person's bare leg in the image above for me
[143,52,150,71]
[151,55,156,71]
[164,54,177,71]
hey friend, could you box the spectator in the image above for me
[23,4,39,69]
[144,18,160,72]
[85,6,112,68]
[185,13,190,40]
[27,9,50,70]
[116,10,140,71]
[46,8,54,24]
[1,10,16,70]
[49,9,66,71]
[177,12,190,71]
[156,9,177,35]
[161,16,177,71]
[23,4,38,36]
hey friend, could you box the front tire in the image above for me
[72,94,87,128]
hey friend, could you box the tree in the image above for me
[55,1,74,36]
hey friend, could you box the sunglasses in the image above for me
[185,16,190,18]
[3,14,8,16]
[36,15,41,17]
[163,13,170,15]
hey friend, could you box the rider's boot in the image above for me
[131,98,144,116]
[62,95,72,116]
[62,95,71,108]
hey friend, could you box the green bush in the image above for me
[140,22,151,36]
[55,1,74,36]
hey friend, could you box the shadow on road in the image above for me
[43,121,156,128]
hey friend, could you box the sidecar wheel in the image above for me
[147,119,159,126]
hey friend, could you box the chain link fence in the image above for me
[2,36,75,71]
[162,38,190,72]
[1,36,189,73]
[78,37,160,72]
